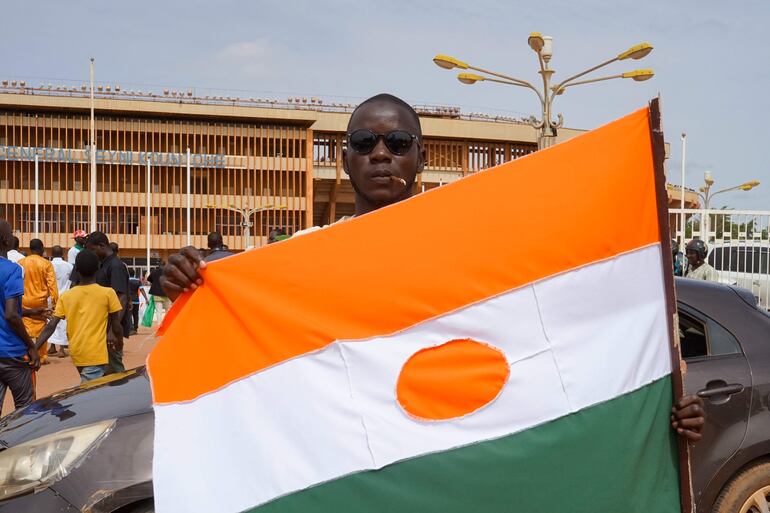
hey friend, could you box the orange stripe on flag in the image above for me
[149,107,659,404]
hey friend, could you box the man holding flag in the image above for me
[160,93,704,439]
[155,94,705,512]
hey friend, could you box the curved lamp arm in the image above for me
[553,73,624,95]
[468,65,544,104]
[553,57,618,92]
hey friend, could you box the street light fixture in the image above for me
[617,42,654,60]
[697,171,760,240]
[433,35,654,149]
[432,55,469,70]
[457,73,486,85]
[205,203,287,249]
[527,32,544,53]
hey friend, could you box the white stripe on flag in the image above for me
[153,244,671,513]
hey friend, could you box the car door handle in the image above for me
[697,384,744,398]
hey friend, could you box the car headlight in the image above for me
[0,419,115,500]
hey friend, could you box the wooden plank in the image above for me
[648,97,693,513]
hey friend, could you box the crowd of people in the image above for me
[0,223,250,415]
[0,224,136,413]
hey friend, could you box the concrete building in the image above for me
[0,84,584,267]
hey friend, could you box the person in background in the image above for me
[19,239,58,365]
[671,239,684,277]
[7,237,24,266]
[147,262,171,323]
[85,232,130,374]
[68,230,87,286]
[129,268,149,334]
[48,245,73,358]
[205,232,234,262]
[684,239,719,282]
[268,227,289,244]
[35,250,123,383]
[109,242,133,340]
[0,220,40,414]
[68,230,87,265]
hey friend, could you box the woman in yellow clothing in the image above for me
[19,239,58,363]
[35,250,123,382]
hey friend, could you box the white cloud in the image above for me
[215,38,286,80]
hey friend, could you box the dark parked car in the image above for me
[679,278,770,513]
[0,369,153,512]
[0,278,767,512]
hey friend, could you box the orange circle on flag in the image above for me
[396,339,510,421]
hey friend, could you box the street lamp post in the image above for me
[680,133,686,243]
[89,57,97,232]
[186,147,191,247]
[434,36,654,149]
[206,204,287,249]
[697,171,760,240]
[34,154,39,239]
[146,156,152,280]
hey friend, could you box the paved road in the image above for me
[1,327,158,416]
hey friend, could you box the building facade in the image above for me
[0,86,584,266]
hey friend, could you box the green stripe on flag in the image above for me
[252,376,679,513]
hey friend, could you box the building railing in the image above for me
[0,81,530,125]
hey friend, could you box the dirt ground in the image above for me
[1,326,159,416]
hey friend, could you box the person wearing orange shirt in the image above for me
[19,239,58,364]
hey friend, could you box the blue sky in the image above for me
[4,0,768,209]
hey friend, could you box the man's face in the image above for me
[343,102,425,209]
[75,237,86,246]
[86,242,106,260]
[685,249,699,267]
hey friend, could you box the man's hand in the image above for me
[107,329,117,346]
[27,349,41,371]
[671,395,706,442]
[160,247,207,301]
[106,329,123,352]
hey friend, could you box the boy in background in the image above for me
[35,250,123,382]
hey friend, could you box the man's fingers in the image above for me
[180,246,203,260]
[673,403,705,420]
[168,255,200,284]
[159,276,183,302]
[677,427,702,442]
[159,275,184,292]
[674,394,705,411]
[677,417,705,429]
[178,247,205,283]
[163,259,198,290]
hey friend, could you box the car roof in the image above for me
[675,277,756,314]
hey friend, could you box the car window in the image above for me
[677,304,742,359]
[708,318,742,355]
[679,311,707,358]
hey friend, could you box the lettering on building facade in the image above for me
[0,145,226,168]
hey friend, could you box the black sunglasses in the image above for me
[347,129,420,156]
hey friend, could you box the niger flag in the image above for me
[148,103,683,513]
